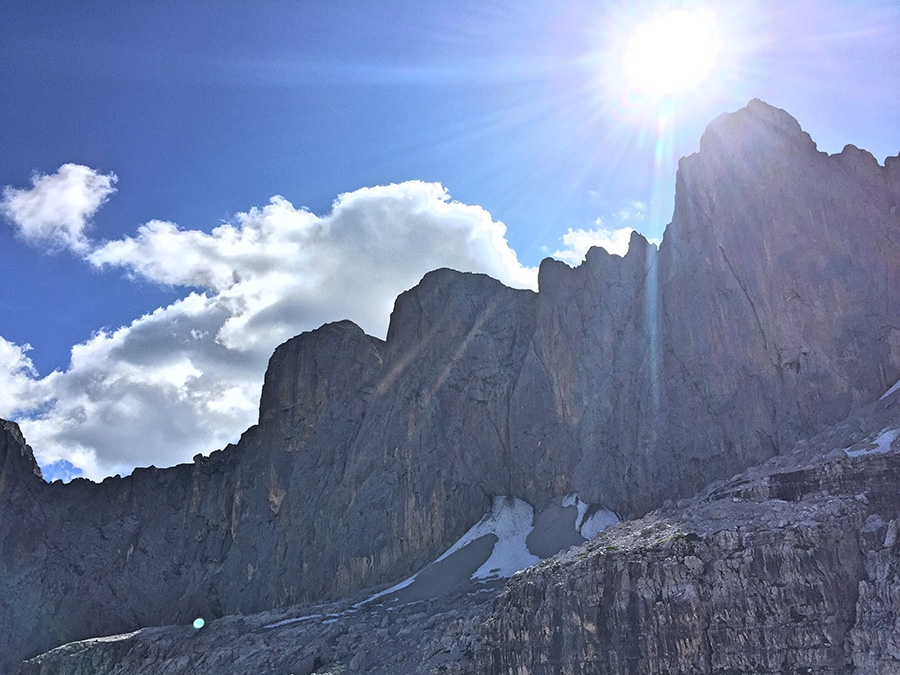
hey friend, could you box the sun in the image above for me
[622,8,722,100]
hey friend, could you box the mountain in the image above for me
[1,99,899,673]
[478,387,900,674]
[15,385,900,674]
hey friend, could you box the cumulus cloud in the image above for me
[0,164,117,253]
[1,176,537,480]
[552,201,653,265]
[16,294,259,478]
[0,338,42,416]
[88,181,536,344]
[552,225,637,264]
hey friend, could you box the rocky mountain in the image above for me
[2,99,900,673]
[16,384,900,674]
[478,387,900,674]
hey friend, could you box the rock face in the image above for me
[656,102,900,501]
[477,390,900,674]
[2,99,900,671]
[16,389,900,674]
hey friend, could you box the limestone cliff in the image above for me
[2,100,900,672]
[15,387,900,674]
[477,389,900,674]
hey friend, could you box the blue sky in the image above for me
[1,0,898,480]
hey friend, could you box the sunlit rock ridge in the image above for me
[2,99,900,673]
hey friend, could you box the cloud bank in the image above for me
[0,166,537,480]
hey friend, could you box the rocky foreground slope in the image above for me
[2,99,900,671]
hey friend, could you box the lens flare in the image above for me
[623,8,722,99]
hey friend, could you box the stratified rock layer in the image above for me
[2,100,900,671]
[477,392,900,674]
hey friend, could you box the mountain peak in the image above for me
[0,419,43,485]
[696,99,818,159]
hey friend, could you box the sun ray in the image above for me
[623,7,722,100]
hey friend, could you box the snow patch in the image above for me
[263,614,321,629]
[881,379,900,400]
[563,492,619,540]
[562,492,586,524]
[356,493,620,607]
[580,508,620,540]
[469,496,540,579]
[355,574,417,608]
[82,630,142,645]
[844,428,899,458]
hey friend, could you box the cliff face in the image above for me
[0,422,47,671]
[477,391,900,674]
[16,390,900,675]
[656,101,900,501]
[2,100,900,671]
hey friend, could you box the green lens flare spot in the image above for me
[193,617,205,630]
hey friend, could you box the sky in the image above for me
[1,0,898,481]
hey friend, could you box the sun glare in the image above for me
[623,8,721,99]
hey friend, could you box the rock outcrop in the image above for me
[2,99,900,671]
[477,388,900,674]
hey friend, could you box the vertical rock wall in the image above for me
[476,406,900,674]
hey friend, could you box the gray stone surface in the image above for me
[17,580,499,675]
[477,390,900,674]
[2,100,900,671]
[16,387,900,674]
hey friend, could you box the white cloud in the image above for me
[0,338,43,416]
[552,225,636,265]
[616,200,647,222]
[552,201,653,265]
[89,181,536,347]
[0,164,117,253]
[17,293,261,478]
[2,178,537,480]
